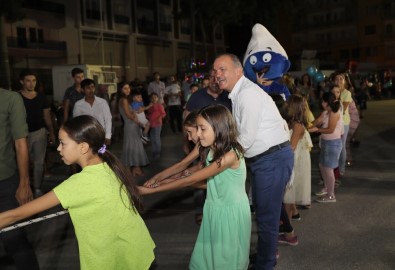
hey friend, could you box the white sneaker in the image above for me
[140,136,148,144]
[316,195,336,203]
[141,135,150,142]
[315,189,328,196]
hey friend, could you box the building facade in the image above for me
[277,0,395,73]
[5,0,227,93]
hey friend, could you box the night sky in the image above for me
[226,22,252,61]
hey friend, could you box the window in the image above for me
[137,8,156,35]
[366,47,378,57]
[38,29,44,43]
[387,46,394,57]
[364,25,376,35]
[340,49,349,59]
[160,14,172,32]
[28,28,44,43]
[17,27,27,48]
[86,0,101,20]
[159,0,171,5]
[113,0,129,25]
[29,28,37,42]
[180,19,190,35]
[385,24,393,34]
[352,48,360,58]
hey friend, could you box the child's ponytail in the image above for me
[62,115,143,213]
[99,149,143,213]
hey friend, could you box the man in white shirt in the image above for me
[73,79,112,145]
[213,53,294,270]
[164,75,183,133]
[147,72,166,104]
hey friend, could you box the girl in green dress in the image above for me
[141,104,251,270]
[0,115,155,270]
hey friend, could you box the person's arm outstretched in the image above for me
[0,191,60,229]
[139,150,240,195]
[309,111,324,130]
[309,111,340,134]
[144,144,200,187]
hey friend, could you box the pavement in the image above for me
[1,99,395,269]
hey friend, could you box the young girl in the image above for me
[309,92,343,203]
[283,95,313,220]
[141,104,251,270]
[0,115,155,269]
[146,92,166,160]
[334,73,352,177]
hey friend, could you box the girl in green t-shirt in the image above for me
[0,115,155,270]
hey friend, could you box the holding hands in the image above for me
[139,169,193,195]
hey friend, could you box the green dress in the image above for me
[54,163,155,270]
[189,151,251,270]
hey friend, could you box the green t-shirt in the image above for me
[53,163,155,270]
[0,88,28,181]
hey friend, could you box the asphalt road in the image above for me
[1,99,394,270]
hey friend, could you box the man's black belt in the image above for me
[246,141,290,163]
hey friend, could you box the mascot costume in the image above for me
[243,23,291,100]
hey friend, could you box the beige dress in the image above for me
[283,128,313,206]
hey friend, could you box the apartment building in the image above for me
[277,0,395,73]
[5,0,227,92]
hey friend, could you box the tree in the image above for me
[0,0,24,89]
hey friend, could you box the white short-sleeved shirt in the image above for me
[73,96,112,139]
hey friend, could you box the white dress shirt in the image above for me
[228,76,290,158]
[148,81,166,104]
[73,96,112,139]
[164,83,182,106]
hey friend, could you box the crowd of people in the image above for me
[0,53,380,270]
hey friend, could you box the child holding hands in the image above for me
[140,104,251,270]
[0,115,155,270]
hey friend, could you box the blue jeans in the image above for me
[339,125,349,174]
[150,126,162,158]
[249,146,294,270]
[0,174,39,270]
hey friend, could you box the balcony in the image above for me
[23,0,65,14]
[7,38,67,58]
[22,1,65,29]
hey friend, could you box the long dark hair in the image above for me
[184,110,199,152]
[184,110,198,128]
[198,104,244,167]
[322,92,340,113]
[61,115,143,213]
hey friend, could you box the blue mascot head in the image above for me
[243,24,291,100]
